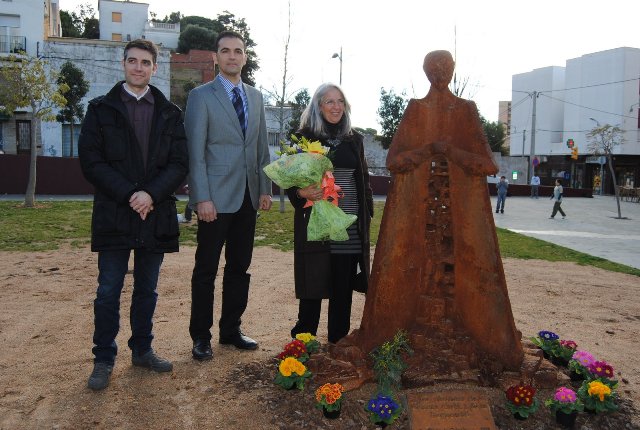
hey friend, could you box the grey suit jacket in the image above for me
[185,78,271,213]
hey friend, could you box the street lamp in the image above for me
[589,117,604,196]
[331,47,342,85]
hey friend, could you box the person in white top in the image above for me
[549,179,566,219]
[530,174,540,198]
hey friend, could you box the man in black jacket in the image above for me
[78,39,188,391]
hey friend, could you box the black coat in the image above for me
[286,130,373,299]
[78,82,189,253]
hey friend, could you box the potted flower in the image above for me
[577,380,618,413]
[277,339,309,362]
[365,393,402,428]
[568,350,595,382]
[505,384,539,420]
[530,330,559,359]
[550,340,578,367]
[315,383,344,419]
[545,387,583,428]
[587,360,617,388]
[295,332,321,354]
[274,356,312,390]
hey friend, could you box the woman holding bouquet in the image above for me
[287,83,374,344]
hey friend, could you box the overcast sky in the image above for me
[60,0,639,131]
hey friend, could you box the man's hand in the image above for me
[259,194,272,211]
[197,200,217,222]
[129,191,154,220]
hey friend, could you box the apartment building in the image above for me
[510,47,640,192]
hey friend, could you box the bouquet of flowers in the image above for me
[274,356,312,390]
[315,383,345,413]
[545,387,584,414]
[530,330,560,357]
[295,332,321,354]
[577,380,618,413]
[263,135,357,241]
[277,339,309,362]
[505,384,539,419]
[365,393,403,425]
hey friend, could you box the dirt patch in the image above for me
[0,246,638,429]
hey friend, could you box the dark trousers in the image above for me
[189,189,257,341]
[551,201,566,217]
[93,249,164,364]
[291,254,357,344]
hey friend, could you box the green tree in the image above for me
[288,88,310,137]
[60,3,98,39]
[480,115,506,154]
[587,124,625,219]
[178,24,217,52]
[60,10,81,37]
[56,62,89,158]
[0,54,68,207]
[376,88,408,149]
[82,18,99,39]
[179,12,259,86]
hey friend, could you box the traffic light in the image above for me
[571,146,579,160]
[566,138,575,148]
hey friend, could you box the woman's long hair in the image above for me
[298,83,352,138]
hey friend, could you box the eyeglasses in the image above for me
[322,99,345,107]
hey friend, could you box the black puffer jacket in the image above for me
[78,82,189,253]
[286,129,374,299]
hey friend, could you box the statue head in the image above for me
[423,50,455,90]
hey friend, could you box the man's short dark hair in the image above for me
[124,39,158,64]
[215,31,245,51]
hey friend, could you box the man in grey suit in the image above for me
[185,31,272,360]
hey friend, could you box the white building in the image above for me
[98,0,179,49]
[510,47,640,191]
[42,38,172,157]
[0,0,61,155]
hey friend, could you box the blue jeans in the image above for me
[496,193,507,212]
[92,249,164,364]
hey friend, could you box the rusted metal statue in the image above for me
[312,50,525,388]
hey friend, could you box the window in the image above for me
[16,120,31,154]
[112,12,122,23]
[112,33,122,42]
[62,124,81,157]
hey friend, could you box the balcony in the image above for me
[0,35,26,54]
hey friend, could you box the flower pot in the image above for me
[322,407,340,419]
[513,413,527,420]
[569,371,584,382]
[543,351,550,360]
[555,411,577,428]
[374,421,388,428]
[552,356,569,367]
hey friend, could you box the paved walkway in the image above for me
[490,195,640,269]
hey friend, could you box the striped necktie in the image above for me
[232,87,246,136]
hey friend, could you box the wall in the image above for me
[41,38,171,157]
[0,0,42,56]
[0,154,93,194]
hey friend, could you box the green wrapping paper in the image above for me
[263,153,357,241]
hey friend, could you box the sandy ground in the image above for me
[0,245,638,429]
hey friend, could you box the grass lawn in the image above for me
[1,200,638,277]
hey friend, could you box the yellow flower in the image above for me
[301,139,328,155]
[296,333,315,343]
[588,381,611,402]
[279,357,306,377]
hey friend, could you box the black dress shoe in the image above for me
[192,339,213,361]
[219,332,259,350]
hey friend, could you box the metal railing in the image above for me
[0,35,26,54]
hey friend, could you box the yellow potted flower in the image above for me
[274,356,312,390]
